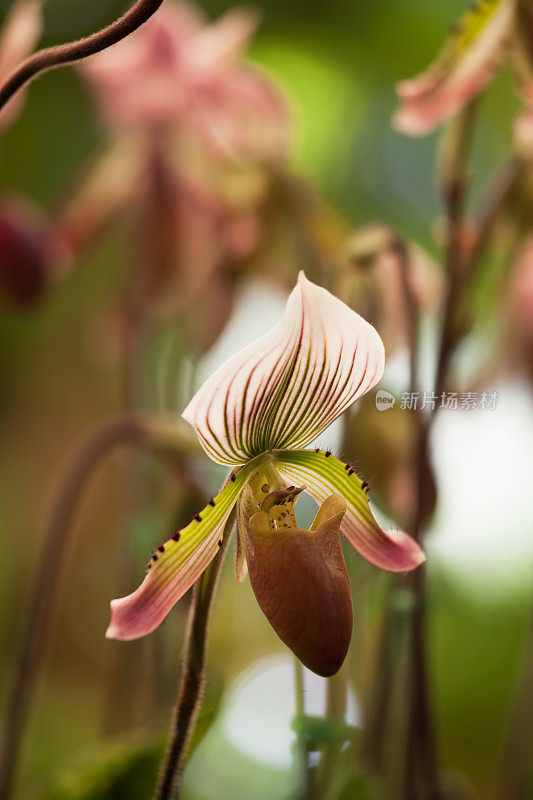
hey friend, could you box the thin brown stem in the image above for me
[154,510,235,800]
[434,101,478,399]
[360,237,421,778]
[0,413,188,800]
[392,236,420,397]
[402,315,440,799]
[293,657,315,800]
[469,156,522,275]
[0,0,165,114]
[360,587,395,772]
[402,102,482,800]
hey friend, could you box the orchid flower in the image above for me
[393,0,530,136]
[106,273,425,676]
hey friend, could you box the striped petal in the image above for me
[274,449,425,572]
[393,0,515,136]
[182,271,384,466]
[106,460,259,640]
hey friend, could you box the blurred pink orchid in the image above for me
[81,0,290,164]
[57,1,292,352]
[393,0,530,137]
[106,273,425,675]
[0,0,42,130]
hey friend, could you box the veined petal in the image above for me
[182,271,384,465]
[274,449,425,572]
[393,0,515,136]
[106,460,259,640]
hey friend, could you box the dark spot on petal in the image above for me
[325,451,332,458]
[158,544,165,553]
[152,553,158,562]
[231,473,236,482]
[314,448,320,453]
[172,532,181,542]
[362,480,369,491]
[344,463,350,470]
[209,499,215,506]
[218,539,223,547]
[195,514,202,522]
[348,469,354,476]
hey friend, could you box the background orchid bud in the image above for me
[342,226,441,355]
[0,200,58,306]
[244,495,353,677]
[343,396,437,530]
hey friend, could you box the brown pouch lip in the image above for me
[244,495,353,677]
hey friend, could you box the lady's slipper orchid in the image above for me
[393,0,521,136]
[106,273,425,675]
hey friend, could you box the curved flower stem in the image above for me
[0,0,165,114]
[0,413,192,800]
[154,509,235,800]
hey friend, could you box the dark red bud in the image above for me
[0,202,49,306]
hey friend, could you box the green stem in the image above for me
[154,509,235,800]
[318,667,348,799]
[293,657,315,800]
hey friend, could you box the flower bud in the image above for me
[0,201,49,305]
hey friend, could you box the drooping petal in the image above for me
[275,449,425,572]
[393,0,516,136]
[186,8,260,72]
[244,494,353,677]
[106,460,259,640]
[182,271,384,466]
